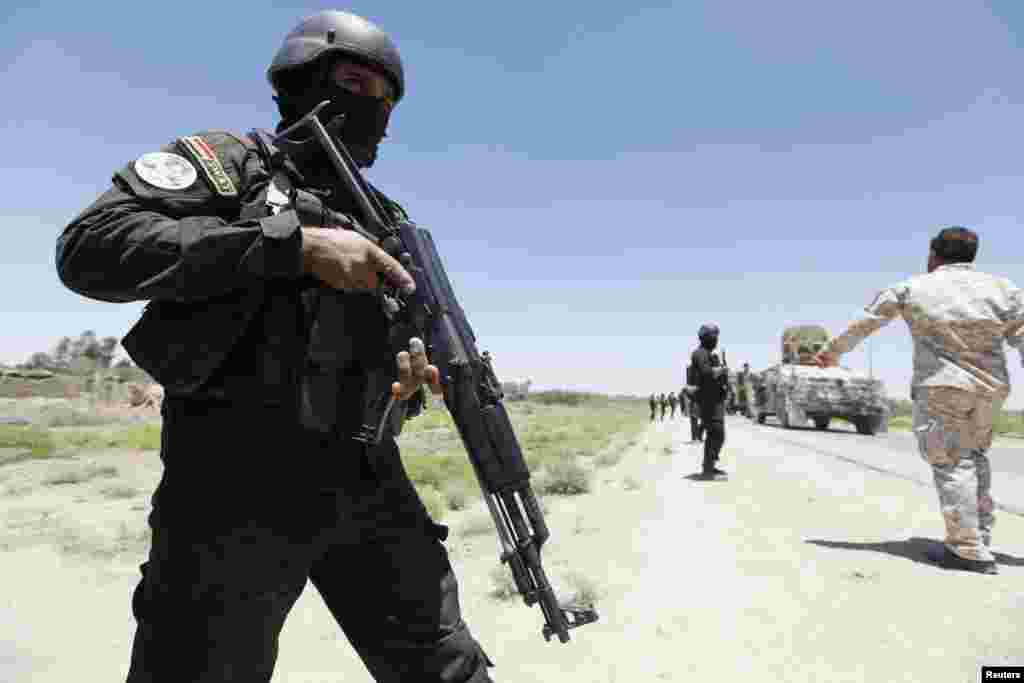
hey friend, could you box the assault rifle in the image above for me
[274,101,598,643]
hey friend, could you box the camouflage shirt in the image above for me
[825,264,1024,398]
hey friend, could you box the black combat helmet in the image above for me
[267,10,405,102]
[267,10,405,167]
[697,324,720,340]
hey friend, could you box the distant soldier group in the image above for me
[649,390,687,422]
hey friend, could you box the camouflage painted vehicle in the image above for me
[753,325,889,435]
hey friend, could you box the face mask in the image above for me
[276,84,392,168]
[701,336,719,351]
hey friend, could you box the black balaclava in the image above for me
[274,63,392,169]
[698,324,720,351]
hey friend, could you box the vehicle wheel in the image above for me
[814,417,830,430]
[854,418,876,436]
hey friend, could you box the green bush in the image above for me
[53,424,161,451]
[0,425,57,460]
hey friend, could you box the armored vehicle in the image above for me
[753,325,889,435]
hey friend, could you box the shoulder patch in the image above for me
[177,135,238,196]
[133,152,197,191]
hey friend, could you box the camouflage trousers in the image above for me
[912,387,1005,562]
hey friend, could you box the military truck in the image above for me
[753,324,889,435]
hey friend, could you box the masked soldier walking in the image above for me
[691,325,729,477]
[817,227,1023,575]
[57,10,494,682]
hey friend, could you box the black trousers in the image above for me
[699,401,726,472]
[689,411,702,441]
[126,399,492,683]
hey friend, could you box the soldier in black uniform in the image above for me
[691,324,729,477]
[685,365,702,442]
[658,393,668,421]
[667,391,677,418]
[649,393,657,421]
[677,388,687,417]
[56,10,493,683]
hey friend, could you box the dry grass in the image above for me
[622,475,643,491]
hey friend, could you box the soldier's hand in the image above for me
[392,337,443,401]
[301,227,415,294]
[814,350,837,368]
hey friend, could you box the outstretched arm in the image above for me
[1006,285,1024,367]
[817,285,904,366]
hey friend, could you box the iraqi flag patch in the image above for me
[177,136,238,197]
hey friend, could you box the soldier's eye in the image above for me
[338,77,364,93]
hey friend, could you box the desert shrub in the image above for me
[622,475,643,491]
[418,486,448,522]
[0,425,57,460]
[536,457,591,496]
[457,511,494,538]
[101,483,140,500]
[53,424,161,451]
[594,449,623,467]
[443,480,474,511]
[561,570,601,607]
[488,564,518,601]
[43,464,119,486]
[994,411,1024,435]
[42,405,120,428]
[529,390,595,406]
[404,453,473,491]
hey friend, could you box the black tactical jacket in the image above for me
[57,129,407,417]
[690,347,727,404]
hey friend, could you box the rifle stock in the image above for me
[273,101,598,643]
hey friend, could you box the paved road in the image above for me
[737,414,1024,516]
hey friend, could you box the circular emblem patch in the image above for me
[133,152,198,190]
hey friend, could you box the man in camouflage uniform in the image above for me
[659,393,668,421]
[667,390,678,418]
[57,10,494,681]
[649,393,657,422]
[677,388,688,418]
[817,227,1024,575]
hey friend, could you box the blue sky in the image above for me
[2,1,1023,407]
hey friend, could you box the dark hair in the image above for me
[930,226,978,263]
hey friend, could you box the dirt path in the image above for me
[2,417,1022,682]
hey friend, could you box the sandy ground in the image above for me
[1,416,1022,682]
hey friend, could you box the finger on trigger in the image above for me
[374,245,415,294]
[428,366,443,394]
[395,350,412,384]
